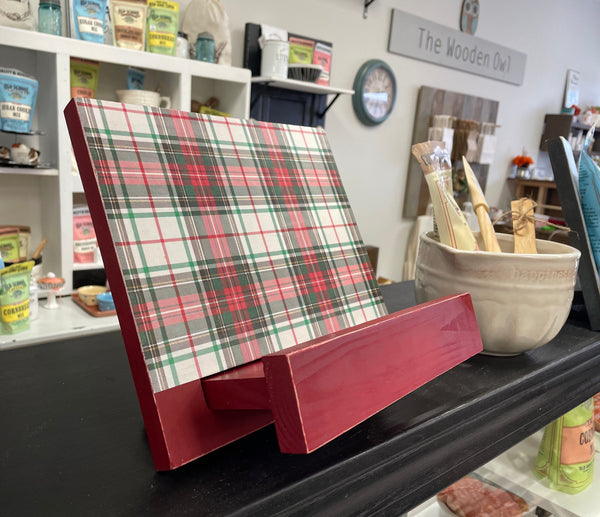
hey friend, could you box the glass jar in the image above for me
[195,32,215,63]
[38,0,62,36]
[176,31,189,59]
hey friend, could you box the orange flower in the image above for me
[513,155,534,167]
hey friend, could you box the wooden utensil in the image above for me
[462,157,501,252]
[511,198,537,254]
[32,238,47,259]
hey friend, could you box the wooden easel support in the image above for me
[203,293,482,454]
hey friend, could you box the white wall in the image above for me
[186,0,600,281]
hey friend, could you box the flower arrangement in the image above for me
[513,154,534,168]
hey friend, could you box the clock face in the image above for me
[352,60,397,126]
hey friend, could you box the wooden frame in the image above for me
[547,137,600,330]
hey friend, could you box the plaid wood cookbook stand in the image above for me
[65,98,482,470]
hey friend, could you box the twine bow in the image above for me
[492,197,573,235]
[512,198,537,234]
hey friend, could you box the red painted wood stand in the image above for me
[204,293,482,454]
[65,98,482,470]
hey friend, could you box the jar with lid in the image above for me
[38,0,62,36]
[176,31,189,59]
[195,32,215,63]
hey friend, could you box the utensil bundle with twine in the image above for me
[490,198,572,254]
[463,156,570,254]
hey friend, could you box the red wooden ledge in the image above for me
[203,293,482,454]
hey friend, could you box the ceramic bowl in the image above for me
[96,291,115,312]
[77,285,106,307]
[415,232,580,355]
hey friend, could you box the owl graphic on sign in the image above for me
[460,0,479,35]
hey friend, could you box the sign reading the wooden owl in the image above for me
[460,0,479,35]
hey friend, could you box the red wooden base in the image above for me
[203,293,482,454]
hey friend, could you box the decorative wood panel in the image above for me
[404,86,499,217]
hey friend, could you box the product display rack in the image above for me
[0,27,251,292]
[1,281,599,515]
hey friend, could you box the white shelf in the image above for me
[0,295,119,351]
[0,27,250,84]
[0,26,252,293]
[251,76,354,95]
[0,166,58,176]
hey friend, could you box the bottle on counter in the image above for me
[38,0,62,36]
[176,31,189,58]
[195,32,214,63]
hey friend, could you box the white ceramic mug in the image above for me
[116,89,171,108]
[260,40,289,79]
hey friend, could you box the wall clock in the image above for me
[352,59,397,126]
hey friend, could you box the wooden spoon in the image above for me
[511,198,537,254]
[462,157,501,252]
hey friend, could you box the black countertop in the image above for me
[1,282,599,516]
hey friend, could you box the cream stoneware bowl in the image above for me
[415,232,580,356]
[77,285,107,307]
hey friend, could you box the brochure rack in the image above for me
[548,137,600,330]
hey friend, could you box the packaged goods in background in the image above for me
[146,0,178,56]
[578,126,600,273]
[535,398,595,494]
[70,58,99,98]
[127,67,145,90]
[72,0,107,43]
[0,225,30,261]
[112,0,148,50]
[312,42,332,86]
[0,227,21,263]
[288,36,314,64]
[0,68,39,133]
[594,393,600,432]
[0,0,35,29]
[0,261,34,334]
[437,476,529,516]
[73,206,97,263]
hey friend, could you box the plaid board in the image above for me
[72,98,387,393]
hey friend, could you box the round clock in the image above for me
[352,59,397,126]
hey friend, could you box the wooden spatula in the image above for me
[462,157,501,252]
[511,198,537,254]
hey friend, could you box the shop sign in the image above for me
[388,10,526,86]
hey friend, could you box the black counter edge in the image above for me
[231,339,600,517]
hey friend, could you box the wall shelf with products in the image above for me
[243,23,352,127]
[0,27,251,293]
[540,113,600,153]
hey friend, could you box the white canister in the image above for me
[260,40,289,79]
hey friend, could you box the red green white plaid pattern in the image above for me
[73,98,386,393]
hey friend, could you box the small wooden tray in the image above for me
[71,293,116,317]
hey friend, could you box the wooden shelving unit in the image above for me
[512,178,562,218]
[0,27,252,293]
